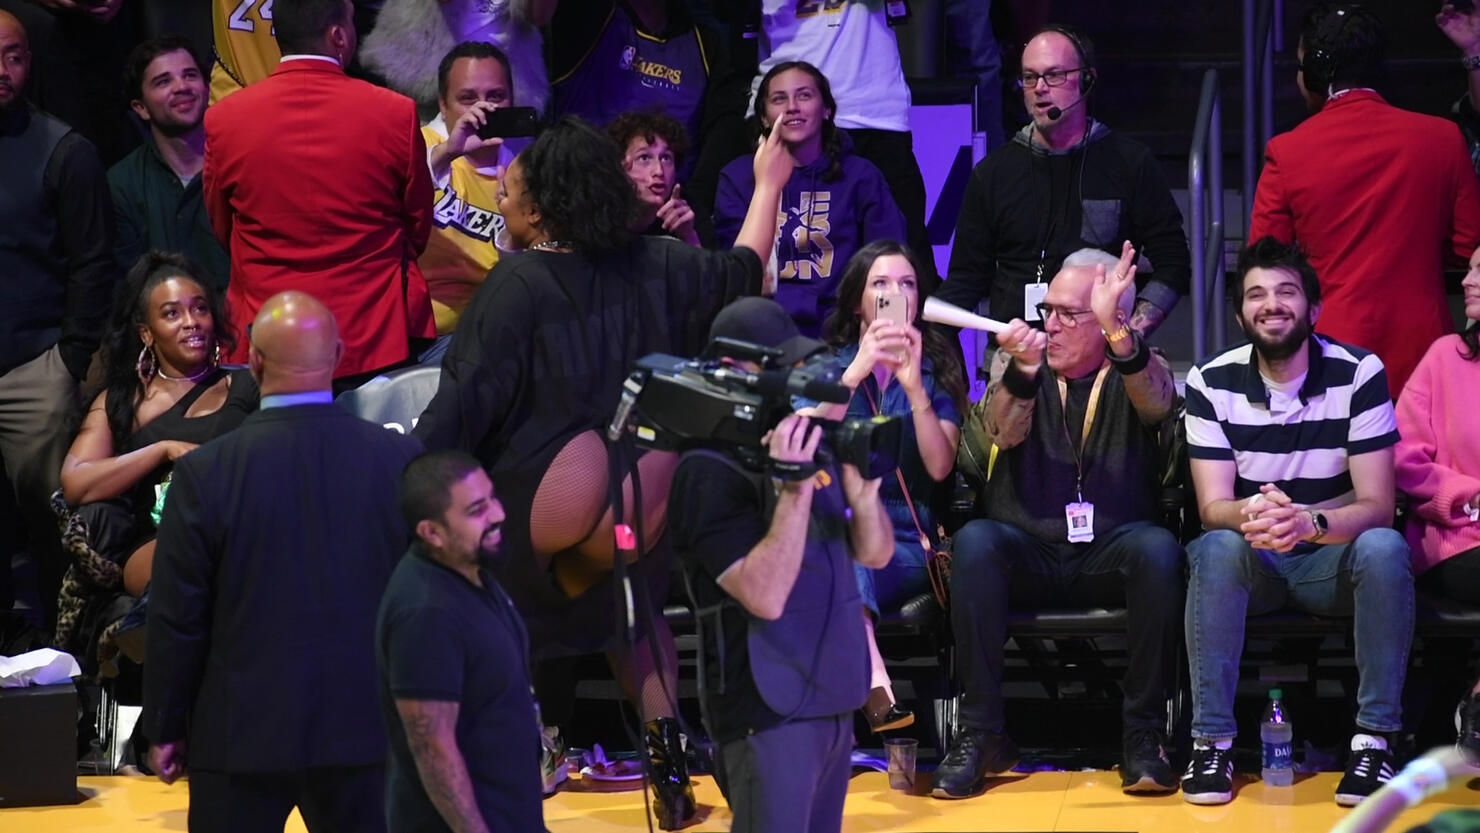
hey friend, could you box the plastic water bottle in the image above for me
[1261,688,1294,786]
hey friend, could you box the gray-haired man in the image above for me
[934,242,1185,799]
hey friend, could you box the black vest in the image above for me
[0,106,72,371]
[687,451,869,722]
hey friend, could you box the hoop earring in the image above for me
[136,345,158,384]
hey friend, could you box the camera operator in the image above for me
[667,297,893,833]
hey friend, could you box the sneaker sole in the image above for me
[1334,791,1367,807]
[1182,789,1232,805]
[1122,774,1178,794]
[871,713,916,733]
[929,757,1020,800]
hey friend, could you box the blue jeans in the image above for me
[854,535,930,618]
[1185,528,1414,741]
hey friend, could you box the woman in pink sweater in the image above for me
[1395,249,1480,757]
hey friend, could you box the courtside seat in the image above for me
[335,364,440,434]
[1414,590,1480,637]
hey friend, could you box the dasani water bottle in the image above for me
[1261,687,1294,786]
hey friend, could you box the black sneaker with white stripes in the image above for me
[1181,745,1235,805]
[1335,745,1397,807]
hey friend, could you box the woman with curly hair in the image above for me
[414,115,792,829]
[808,239,967,732]
[55,252,258,669]
[714,61,907,338]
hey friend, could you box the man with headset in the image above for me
[1250,2,1480,398]
[937,24,1190,344]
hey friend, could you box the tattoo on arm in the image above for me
[398,700,491,833]
[1128,299,1167,339]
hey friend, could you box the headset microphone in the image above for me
[1045,96,1083,122]
[1045,72,1095,121]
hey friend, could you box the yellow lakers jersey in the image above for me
[420,124,505,334]
[210,0,282,103]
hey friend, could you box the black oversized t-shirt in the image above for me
[376,549,544,833]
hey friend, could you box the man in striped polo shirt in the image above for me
[1180,236,1412,808]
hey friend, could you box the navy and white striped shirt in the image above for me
[1184,335,1399,509]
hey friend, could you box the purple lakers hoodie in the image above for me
[713,132,906,338]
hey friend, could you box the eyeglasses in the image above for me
[1018,68,1086,88]
[1035,303,1095,327]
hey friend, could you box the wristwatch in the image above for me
[1305,509,1329,542]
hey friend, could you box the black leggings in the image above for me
[1419,546,1480,606]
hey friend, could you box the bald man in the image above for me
[143,291,423,833]
[1,8,114,633]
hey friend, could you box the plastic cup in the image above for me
[885,738,918,791]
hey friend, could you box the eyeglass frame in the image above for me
[1034,302,1096,327]
[1018,67,1087,89]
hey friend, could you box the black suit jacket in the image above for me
[143,403,423,773]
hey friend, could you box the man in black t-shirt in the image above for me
[377,450,544,833]
[668,297,894,833]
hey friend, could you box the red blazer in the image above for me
[204,59,434,378]
[1251,90,1480,396]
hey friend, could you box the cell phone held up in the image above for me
[475,107,540,141]
[875,292,909,328]
[874,292,910,364]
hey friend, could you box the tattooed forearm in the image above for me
[1128,299,1167,339]
[398,700,491,833]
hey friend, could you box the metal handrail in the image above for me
[1243,0,1279,225]
[1189,69,1226,360]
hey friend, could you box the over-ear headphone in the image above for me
[1036,23,1098,95]
[1301,5,1354,93]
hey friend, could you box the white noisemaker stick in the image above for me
[922,297,1011,335]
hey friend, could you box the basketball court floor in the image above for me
[8,769,1479,832]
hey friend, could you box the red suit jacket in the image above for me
[1251,90,1480,397]
[204,58,434,378]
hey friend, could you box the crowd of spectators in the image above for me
[4,1,1480,832]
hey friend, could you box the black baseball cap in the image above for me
[707,297,827,366]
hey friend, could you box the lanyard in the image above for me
[1055,364,1109,501]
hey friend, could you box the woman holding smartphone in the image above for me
[811,240,967,731]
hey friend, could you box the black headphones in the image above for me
[1036,23,1098,95]
[1301,4,1360,93]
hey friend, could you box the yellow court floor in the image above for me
[3,771,1479,832]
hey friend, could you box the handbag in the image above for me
[859,385,954,611]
